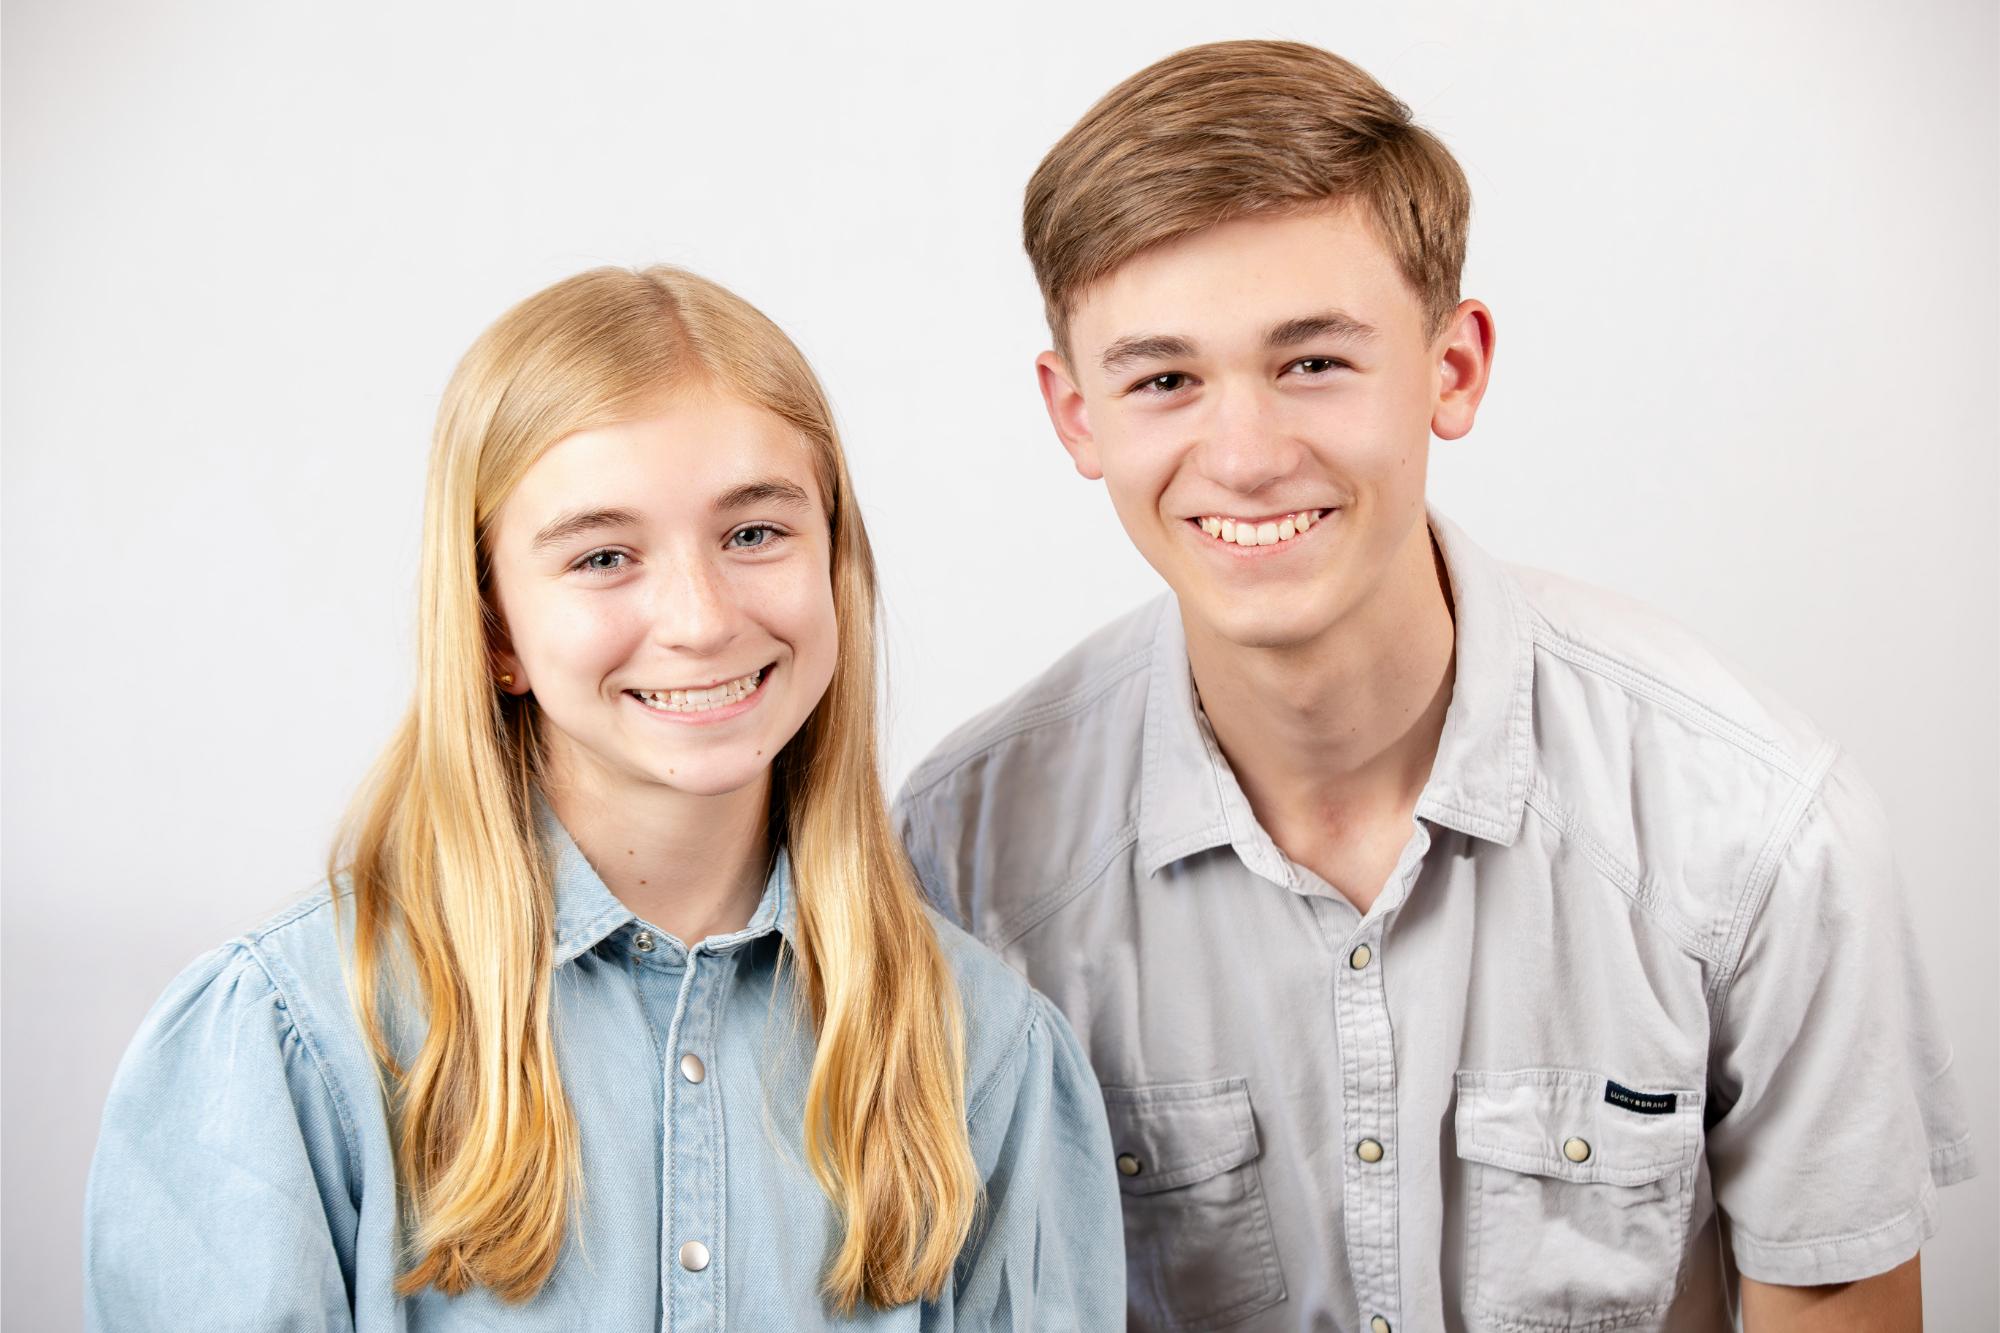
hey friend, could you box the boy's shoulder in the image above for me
[1508,560,1832,783]
[896,597,1169,931]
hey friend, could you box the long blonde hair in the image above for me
[334,266,978,1310]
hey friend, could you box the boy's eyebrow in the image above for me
[1099,334,1197,376]
[531,506,644,552]
[1098,311,1377,378]
[714,478,813,512]
[1266,309,1378,347]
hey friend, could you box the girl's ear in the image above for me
[490,617,530,695]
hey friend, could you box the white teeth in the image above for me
[632,669,764,713]
[1195,510,1326,547]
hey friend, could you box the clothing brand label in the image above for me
[1604,1080,1678,1115]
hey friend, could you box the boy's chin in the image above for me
[1183,586,1343,654]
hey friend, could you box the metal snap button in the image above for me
[1563,1137,1592,1163]
[680,1052,706,1084]
[678,1239,710,1272]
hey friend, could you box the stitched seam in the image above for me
[1730,1179,1937,1253]
[237,939,365,1179]
[1707,740,1839,1018]
[965,990,1039,1123]
[1523,783,1725,963]
[899,646,1154,801]
[246,889,339,943]
[1529,625,1804,780]
[991,821,1138,950]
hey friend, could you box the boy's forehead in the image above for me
[1066,206,1426,357]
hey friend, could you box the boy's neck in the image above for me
[1182,518,1457,912]
[543,757,773,946]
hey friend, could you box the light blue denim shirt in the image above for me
[84,813,1124,1331]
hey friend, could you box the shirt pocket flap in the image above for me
[1102,1077,1260,1197]
[1455,1069,1703,1188]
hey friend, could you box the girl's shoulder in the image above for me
[117,883,378,1123]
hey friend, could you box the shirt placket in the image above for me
[654,935,728,1333]
[1339,825,1428,1333]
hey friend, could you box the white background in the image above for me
[5,1,1994,1326]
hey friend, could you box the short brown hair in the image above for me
[1024,40,1471,354]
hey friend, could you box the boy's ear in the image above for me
[1036,350,1104,480]
[1431,299,1496,442]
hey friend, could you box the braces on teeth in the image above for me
[1196,509,1325,547]
[632,668,765,713]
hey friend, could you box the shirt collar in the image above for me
[1135,507,1534,879]
[1416,509,1535,846]
[541,798,795,966]
[1136,603,1288,882]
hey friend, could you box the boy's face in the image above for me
[1038,205,1492,655]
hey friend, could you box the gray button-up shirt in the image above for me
[896,513,1974,1332]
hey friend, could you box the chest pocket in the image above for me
[1102,1078,1286,1331]
[1455,1069,1703,1331]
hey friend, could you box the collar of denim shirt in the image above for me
[537,796,796,966]
[1135,506,1535,883]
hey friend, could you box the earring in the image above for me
[498,673,515,688]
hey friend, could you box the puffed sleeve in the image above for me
[85,943,360,1332]
[952,990,1125,1331]
[1704,751,1976,1284]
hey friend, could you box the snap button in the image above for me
[1349,943,1373,970]
[678,1239,710,1272]
[1370,1317,1392,1333]
[1116,1153,1143,1177]
[1563,1137,1592,1163]
[633,929,657,954]
[680,1053,706,1084]
[1356,1138,1384,1164]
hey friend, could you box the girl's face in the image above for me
[485,388,838,803]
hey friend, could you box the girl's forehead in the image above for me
[504,394,824,527]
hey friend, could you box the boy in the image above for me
[896,40,1973,1332]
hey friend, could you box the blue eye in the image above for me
[728,524,783,549]
[571,549,629,573]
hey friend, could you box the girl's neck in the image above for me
[543,753,774,945]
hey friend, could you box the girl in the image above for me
[84,267,1123,1330]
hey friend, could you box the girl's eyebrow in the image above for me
[530,506,643,552]
[714,478,813,513]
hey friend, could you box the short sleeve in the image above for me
[85,944,360,1332]
[954,991,1125,1330]
[1705,752,1976,1285]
